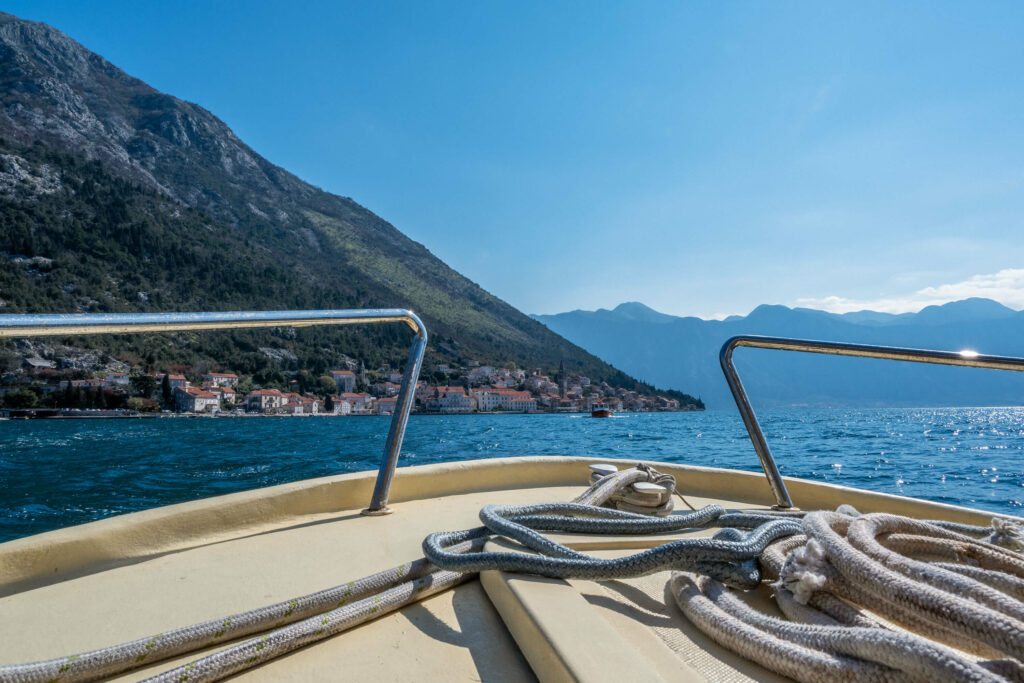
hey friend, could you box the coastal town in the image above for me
[0,354,701,417]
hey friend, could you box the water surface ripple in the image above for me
[1,407,1022,542]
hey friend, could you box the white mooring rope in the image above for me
[672,508,1024,682]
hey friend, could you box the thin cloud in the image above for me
[795,269,1024,314]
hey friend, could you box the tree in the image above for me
[95,388,108,409]
[5,389,38,408]
[130,373,157,398]
[317,375,337,395]
[161,374,172,408]
[324,394,335,413]
[125,397,145,412]
[0,349,19,373]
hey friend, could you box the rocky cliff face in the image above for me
[0,11,367,234]
[0,10,656,389]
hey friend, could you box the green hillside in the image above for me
[0,12,699,404]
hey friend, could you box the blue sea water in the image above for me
[1,407,1023,543]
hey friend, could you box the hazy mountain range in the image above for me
[534,298,1024,409]
[0,10,696,402]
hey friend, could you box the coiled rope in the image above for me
[671,506,1024,682]
[423,503,800,588]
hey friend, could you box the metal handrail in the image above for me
[719,335,1024,509]
[0,309,428,515]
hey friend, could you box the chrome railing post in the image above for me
[363,318,427,515]
[0,309,428,515]
[719,341,793,509]
[720,335,1024,509]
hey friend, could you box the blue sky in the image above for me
[8,2,1024,318]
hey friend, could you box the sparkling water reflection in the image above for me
[1,407,1022,542]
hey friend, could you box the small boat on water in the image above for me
[590,403,614,418]
[1,310,1023,683]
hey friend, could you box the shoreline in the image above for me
[0,408,703,420]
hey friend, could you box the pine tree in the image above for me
[161,374,173,408]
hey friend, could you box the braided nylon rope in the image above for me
[142,569,471,683]
[422,463,804,588]
[774,521,1012,657]
[799,512,1024,660]
[671,573,1009,682]
[761,534,881,628]
[423,505,801,587]
[672,507,1024,682]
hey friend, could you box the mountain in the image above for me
[568,302,679,325]
[534,298,1024,409]
[0,10,696,400]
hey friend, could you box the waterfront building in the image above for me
[372,381,400,397]
[203,372,239,387]
[374,396,398,415]
[279,392,320,415]
[206,385,236,405]
[174,386,219,413]
[427,386,473,413]
[414,382,433,403]
[59,378,108,390]
[470,387,534,412]
[339,392,374,415]
[246,388,283,413]
[329,370,356,393]
[155,374,188,389]
[509,396,537,413]
[324,395,351,415]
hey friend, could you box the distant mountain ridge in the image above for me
[0,10,696,400]
[534,298,1024,409]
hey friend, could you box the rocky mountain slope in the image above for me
[0,10,696,401]
[535,299,1024,409]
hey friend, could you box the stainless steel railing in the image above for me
[720,335,1024,509]
[0,309,428,515]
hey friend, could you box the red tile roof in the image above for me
[180,386,217,399]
